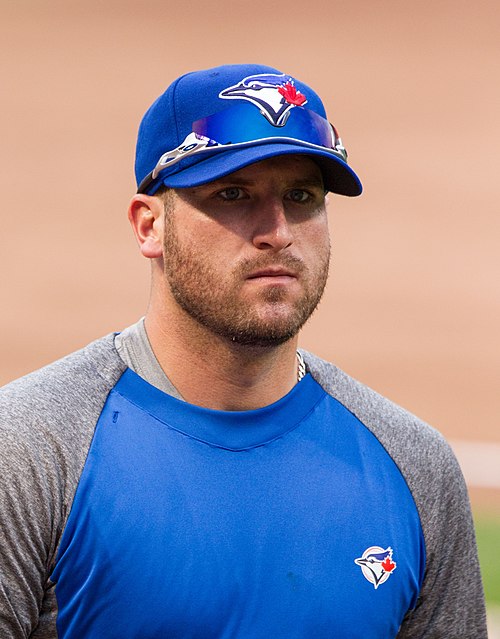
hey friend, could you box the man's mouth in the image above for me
[246,267,298,281]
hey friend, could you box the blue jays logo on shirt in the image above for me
[219,73,308,127]
[355,546,397,589]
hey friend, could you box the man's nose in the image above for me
[251,198,294,251]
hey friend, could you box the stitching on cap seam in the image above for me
[170,72,195,146]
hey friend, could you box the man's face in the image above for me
[161,155,331,347]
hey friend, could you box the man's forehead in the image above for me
[193,155,324,188]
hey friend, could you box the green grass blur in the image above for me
[474,513,500,604]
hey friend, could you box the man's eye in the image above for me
[286,189,310,203]
[218,187,245,201]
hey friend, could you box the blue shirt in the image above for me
[51,368,425,638]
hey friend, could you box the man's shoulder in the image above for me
[302,349,465,507]
[303,349,447,450]
[0,333,126,436]
[301,351,486,637]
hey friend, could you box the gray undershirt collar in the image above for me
[114,318,184,400]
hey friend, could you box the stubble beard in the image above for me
[162,214,330,348]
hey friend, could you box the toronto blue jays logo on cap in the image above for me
[354,546,397,589]
[219,73,308,127]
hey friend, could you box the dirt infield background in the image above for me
[1,1,498,504]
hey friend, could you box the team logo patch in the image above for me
[354,546,397,589]
[219,73,308,127]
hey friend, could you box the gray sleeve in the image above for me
[302,350,487,639]
[396,438,486,638]
[0,335,126,638]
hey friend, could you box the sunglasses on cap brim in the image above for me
[137,103,348,194]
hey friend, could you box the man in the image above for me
[0,64,486,637]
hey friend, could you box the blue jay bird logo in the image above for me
[219,73,308,127]
[355,546,397,589]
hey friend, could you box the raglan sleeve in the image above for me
[1,335,124,638]
[396,430,488,638]
[0,384,64,638]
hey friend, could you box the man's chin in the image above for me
[222,310,308,348]
[225,329,297,348]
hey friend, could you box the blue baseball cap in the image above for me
[135,64,362,196]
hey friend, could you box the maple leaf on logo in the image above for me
[278,82,307,106]
[381,557,396,573]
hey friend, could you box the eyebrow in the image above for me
[289,177,325,189]
[199,174,325,190]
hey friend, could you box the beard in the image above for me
[162,214,330,348]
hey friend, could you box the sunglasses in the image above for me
[137,103,347,194]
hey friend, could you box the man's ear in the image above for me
[128,194,165,259]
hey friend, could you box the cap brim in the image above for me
[161,143,362,196]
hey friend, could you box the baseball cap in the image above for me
[135,64,362,196]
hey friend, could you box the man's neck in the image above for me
[144,311,300,412]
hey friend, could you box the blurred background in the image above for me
[1,0,499,629]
